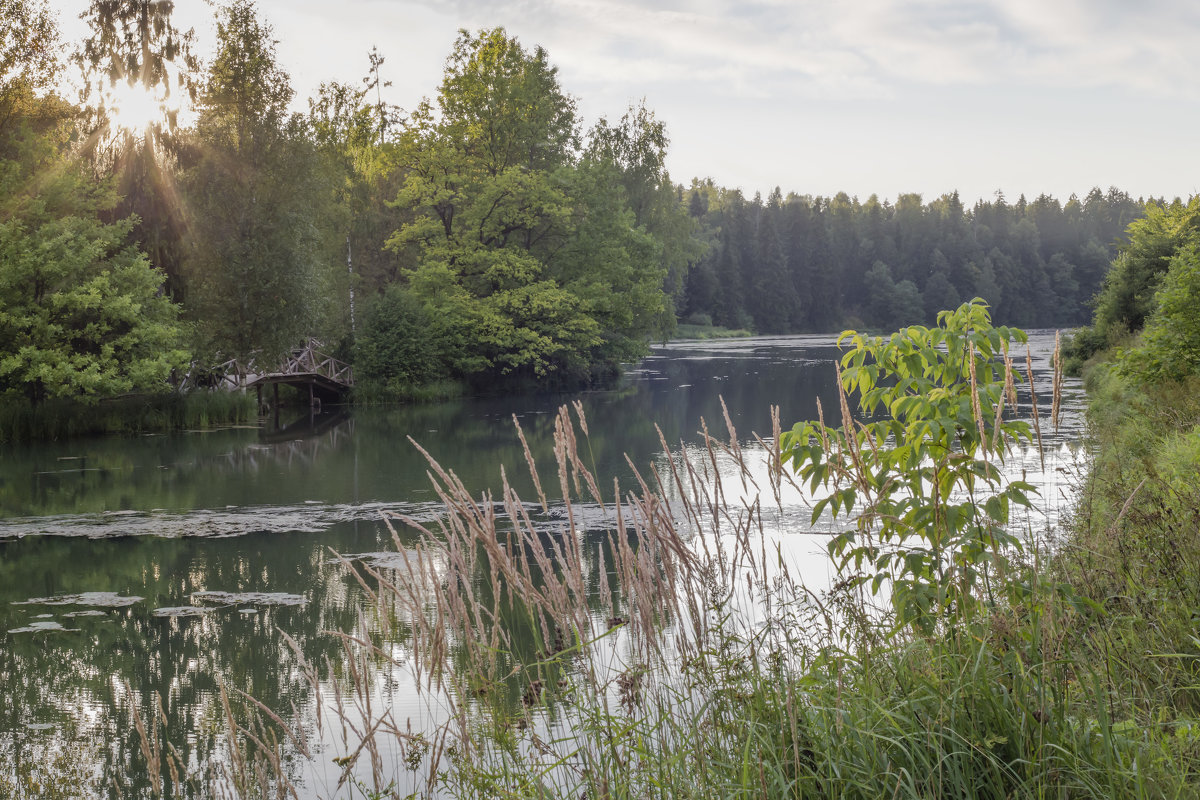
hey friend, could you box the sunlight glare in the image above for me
[107,81,173,135]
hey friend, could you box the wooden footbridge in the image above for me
[248,340,354,411]
[175,340,354,411]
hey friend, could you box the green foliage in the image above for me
[75,0,199,104]
[681,186,1146,333]
[0,93,187,405]
[388,28,673,383]
[1059,366,1200,725]
[1094,198,1200,336]
[355,285,454,397]
[0,0,59,120]
[672,322,753,340]
[1119,243,1200,383]
[780,299,1035,631]
[586,101,706,325]
[1069,197,1200,369]
[307,71,406,292]
[73,1,201,300]
[0,214,187,403]
[182,0,342,363]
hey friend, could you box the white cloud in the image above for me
[45,0,1200,202]
[394,0,1200,98]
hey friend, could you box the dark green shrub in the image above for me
[355,286,454,397]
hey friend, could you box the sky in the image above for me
[51,0,1200,206]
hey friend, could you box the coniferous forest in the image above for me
[677,184,1146,333]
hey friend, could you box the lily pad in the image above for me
[152,606,213,618]
[8,621,78,633]
[15,592,142,608]
[62,610,107,618]
[191,591,305,607]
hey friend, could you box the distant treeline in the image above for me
[677,185,1148,333]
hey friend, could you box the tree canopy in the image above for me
[180,0,341,364]
[0,3,1182,413]
[680,186,1146,334]
[383,28,677,384]
[0,29,186,405]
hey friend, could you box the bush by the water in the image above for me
[353,286,458,401]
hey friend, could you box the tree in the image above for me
[307,66,406,296]
[76,0,198,113]
[0,90,186,404]
[585,102,703,319]
[865,260,897,326]
[182,0,340,363]
[1093,198,1200,337]
[1121,243,1200,383]
[388,28,670,381]
[748,190,795,332]
[1,0,59,132]
[923,249,961,322]
[355,285,450,394]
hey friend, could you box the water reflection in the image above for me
[0,332,1085,798]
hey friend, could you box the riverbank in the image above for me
[670,321,754,339]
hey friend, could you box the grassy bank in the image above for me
[671,321,754,339]
[1051,364,1200,728]
[0,391,257,444]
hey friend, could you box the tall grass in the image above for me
[0,391,257,443]
[1052,366,1200,733]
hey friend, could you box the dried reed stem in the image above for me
[1025,345,1046,473]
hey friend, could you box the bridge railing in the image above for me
[173,339,354,393]
[276,339,354,386]
[173,357,256,393]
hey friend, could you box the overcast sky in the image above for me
[53,0,1200,206]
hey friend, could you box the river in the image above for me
[0,332,1085,798]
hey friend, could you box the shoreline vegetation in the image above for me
[670,316,755,340]
[0,392,257,445]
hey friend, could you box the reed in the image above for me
[0,391,256,442]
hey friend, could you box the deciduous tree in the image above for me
[182,0,340,363]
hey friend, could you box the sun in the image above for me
[106,80,174,135]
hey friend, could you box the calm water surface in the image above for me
[0,333,1084,797]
